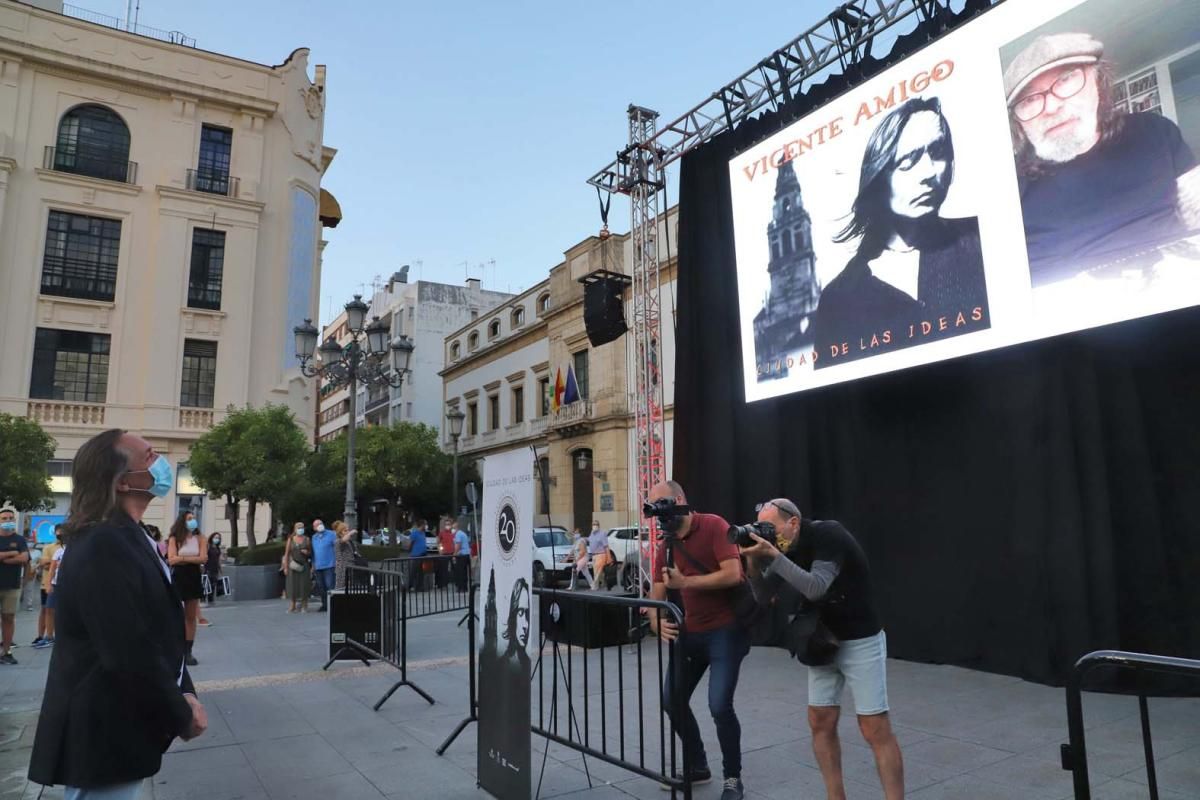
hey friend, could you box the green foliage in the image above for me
[228,541,286,566]
[275,445,344,530]
[0,414,57,511]
[358,545,410,561]
[189,405,309,547]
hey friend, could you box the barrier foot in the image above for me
[457,609,478,628]
[372,679,436,712]
[323,647,371,670]
[436,714,477,755]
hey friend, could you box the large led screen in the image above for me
[732,0,1200,402]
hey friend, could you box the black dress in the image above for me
[172,534,204,602]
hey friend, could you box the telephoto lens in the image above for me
[727,521,776,548]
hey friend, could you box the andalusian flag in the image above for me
[563,365,581,406]
[552,367,565,411]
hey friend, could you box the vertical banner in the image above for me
[477,450,535,799]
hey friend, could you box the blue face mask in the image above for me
[126,455,174,498]
[0,522,16,532]
[185,518,199,531]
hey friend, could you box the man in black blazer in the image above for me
[29,429,207,798]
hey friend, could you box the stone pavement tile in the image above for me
[322,722,422,768]
[242,733,353,787]
[952,707,1069,755]
[1089,776,1194,800]
[967,752,1078,799]
[833,738,954,794]
[541,785,636,800]
[740,743,824,789]
[160,743,250,776]
[1118,743,1200,792]
[355,751,477,796]
[261,769,386,800]
[152,762,268,800]
[899,733,1014,774]
[1053,714,1199,780]
[211,689,316,744]
[907,774,1052,800]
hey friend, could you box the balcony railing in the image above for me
[62,4,197,47]
[505,421,528,438]
[186,168,239,198]
[28,400,106,426]
[44,146,137,184]
[364,390,390,414]
[550,400,593,428]
[178,408,214,430]
[530,416,548,436]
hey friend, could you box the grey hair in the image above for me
[766,498,802,520]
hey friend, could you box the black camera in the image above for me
[727,521,776,548]
[642,497,684,519]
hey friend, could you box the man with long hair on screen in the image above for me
[812,96,989,368]
[1005,33,1199,287]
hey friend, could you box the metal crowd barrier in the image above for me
[437,586,691,799]
[1062,649,1200,800]
[325,558,473,711]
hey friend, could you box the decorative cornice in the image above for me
[156,185,265,214]
[0,157,16,174]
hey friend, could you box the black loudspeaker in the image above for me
[328,590,381,661]
[583,278,629,347]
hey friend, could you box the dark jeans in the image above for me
[452,555,470,593]
[313,568,336,608]
[662,623,749,780]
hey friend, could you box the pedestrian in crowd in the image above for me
[436,517,455,589]
[23,531,41,612]
[0,508,30,665]
[310,519,335,612]
[587,520,611,591]
[32,526,63,649]
[283,522,312,613]
[29,429,207,797]
[204,532,224,607]
[333,521,356,590]
[167,511,206,665]
[452,520,471,593]
[409,519,428,557]
[567,530,592,591]
[148,524,167,558]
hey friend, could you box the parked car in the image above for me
[532,526,574,587]
[607,525,651,592]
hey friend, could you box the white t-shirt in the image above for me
[867,245,921,301]
[51,546,64,586]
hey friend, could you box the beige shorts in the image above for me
[0,589,21,615]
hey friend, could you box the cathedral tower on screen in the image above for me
[753,161,821,378]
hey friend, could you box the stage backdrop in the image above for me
[477,450,535,799]
[675,0,1200,685]
[734,0,1200,402]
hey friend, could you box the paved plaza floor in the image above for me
[0,597,1197,800]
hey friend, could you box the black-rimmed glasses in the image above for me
[1013,66,1088,122]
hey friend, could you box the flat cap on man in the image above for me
[1004,32,1103,105]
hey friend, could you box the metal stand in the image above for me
[322,645,371,670]
[438,583,478,754]
[532,633,593,799]
[372,592,434,711]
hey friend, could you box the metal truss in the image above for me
[588,0,994,194]
[624,105,670,598]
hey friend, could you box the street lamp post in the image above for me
[446,407,465,518]
[294,295,414,533]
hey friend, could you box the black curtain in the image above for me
[673,10,1200,686]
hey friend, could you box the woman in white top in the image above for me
[167,511,207,666]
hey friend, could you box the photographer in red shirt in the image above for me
[647,480,748,800]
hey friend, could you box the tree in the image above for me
[0,414,57,511]
[188,405,308,548]
[275,445,344,530]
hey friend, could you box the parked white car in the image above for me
[532,526,574,587]
[606,525,652,592]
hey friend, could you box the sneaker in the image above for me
[660,764,711,790]
[0,653,17,665]
[197,618,212,627]
[30,637,43,646]
[32,639,53,649]
[719,777,745,800]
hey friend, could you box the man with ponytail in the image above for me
[28,429,207,799]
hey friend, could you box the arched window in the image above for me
[53,105,132,183]
[488,319,501,340]
[537,293,551,314]
[450,341,461,360]
[468,332,479,351]
[512,306,525,328]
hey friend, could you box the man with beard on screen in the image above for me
[812,96,989,368]
[1005,33,1199,286]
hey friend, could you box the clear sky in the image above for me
[92,0,879,322]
